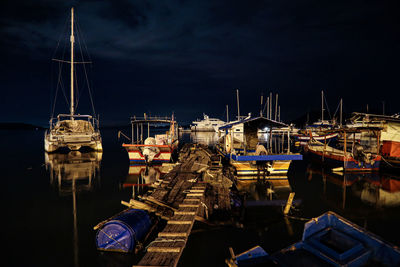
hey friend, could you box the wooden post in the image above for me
[131,121,134,144]
[136,123,139,144]
[141,123,143,143]
[284,192,295,215]
[323,134,326,161]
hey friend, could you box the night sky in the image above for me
[1,0,399,127]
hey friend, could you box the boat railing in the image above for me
[49,114,100,131]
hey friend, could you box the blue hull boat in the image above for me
[227,211,400,266]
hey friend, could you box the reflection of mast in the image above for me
[72,177,79,267]
[342,174,347,210]
[45,150,102,267]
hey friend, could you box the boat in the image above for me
[305,128,382,172]
[122,115,178,164]
[216,116,303,179]
[227,211,400,266]
[191,114,226,132]
[44,8,102,152]
[347,112,400,168]
[294,91,340,143]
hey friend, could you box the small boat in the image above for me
[294,91,340,143]
[44,8,102,152]
[293,131,339,142]
[122,115,178,164]
[191,114,226,132]
[227,211,400,266]
[305,128,382,172]
[216,116,303,179]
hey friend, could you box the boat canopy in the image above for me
[350,112,400,124]
[219,116,287,130]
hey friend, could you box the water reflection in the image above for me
[306,165,400,210]
[124,164,169,199]
[45,151,102,195]
[45,151,103,267]
[190,131,220,146]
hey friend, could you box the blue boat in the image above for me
[227,211,400,266]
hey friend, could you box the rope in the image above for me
[381,156,400,168]
[285,215,310,221]
[99,227,130,251]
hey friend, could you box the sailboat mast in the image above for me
[226,105,229,122]
[70,7,75,116]
[236,89,240,120]
[321,90,324,121]
[340,98,343,127]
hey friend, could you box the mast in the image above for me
[275,93,278,121]
[269,92,272,120]
[321,90,324,121]
[236,89,240,120]
[226,105,229,122]
[70,7,75,117]
[340,98,343,127]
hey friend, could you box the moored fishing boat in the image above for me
[216,116,302,179]
[122,115,178,164]
[347,112,400,168]
[305,128,382,172]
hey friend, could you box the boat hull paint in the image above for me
[232,161,291,177]
[294,132,339,142]
[305,145,381,171]
[123,144,174,164]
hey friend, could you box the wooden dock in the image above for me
[124,144,233,267]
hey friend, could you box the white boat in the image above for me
[190,114,225,132]
[44,8,102,152]
[122,115,178,164]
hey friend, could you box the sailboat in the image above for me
[44,8,102,152]
[293,90,339,142]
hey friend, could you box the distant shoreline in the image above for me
[0,123,44,130]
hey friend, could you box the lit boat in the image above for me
[216,116,303,179]
[191,114,225,132]
[347,112,400,168]
[44,8,102,152]
[305,128,382,172]
[122,115,178,164]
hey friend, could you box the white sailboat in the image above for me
[44,8,102,152]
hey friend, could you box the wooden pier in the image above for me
[123,144,233,267]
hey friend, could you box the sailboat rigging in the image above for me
[44,7,102,152]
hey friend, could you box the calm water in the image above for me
[2,129,400,267]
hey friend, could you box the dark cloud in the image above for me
[0,0,399,125]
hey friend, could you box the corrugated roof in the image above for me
[218,116,288,130]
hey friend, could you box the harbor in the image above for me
[2,2,400,267]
